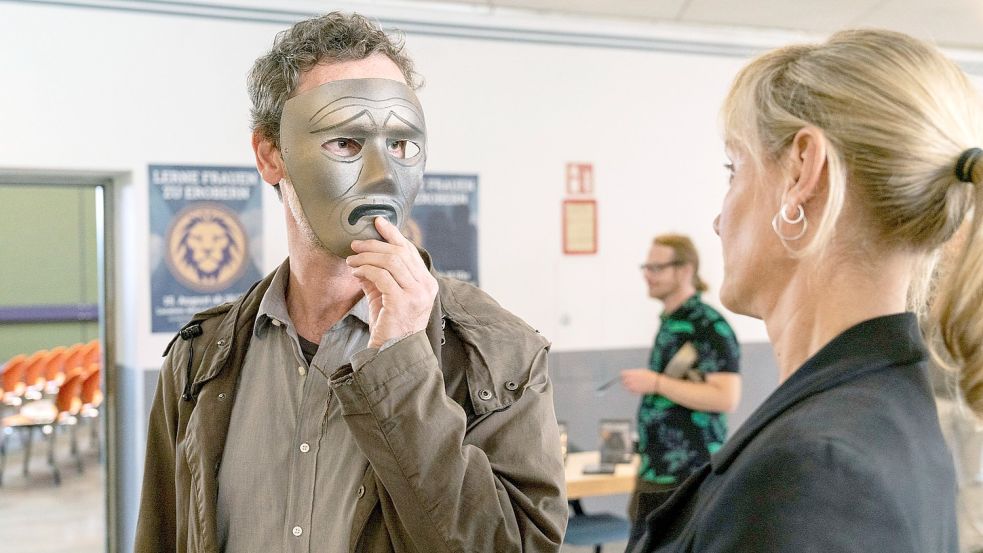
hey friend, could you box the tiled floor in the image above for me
[0,428,105,553]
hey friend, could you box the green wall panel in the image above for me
[0,322,99,361]
[0,185,99,361]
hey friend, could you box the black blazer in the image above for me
[629,313,958,553]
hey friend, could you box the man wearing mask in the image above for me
[135,12,566,552]
[620,234,741,535]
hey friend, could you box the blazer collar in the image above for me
[710,313,927,474]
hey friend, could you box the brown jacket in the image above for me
[135,261,568,552]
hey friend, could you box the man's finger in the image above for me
[350,235,430,283]
[367,217,432,282]
[347,252,417,287]
[350,218,433,287]
[375,216,410,246]
[351,265,401,296]
[351,238,400,255]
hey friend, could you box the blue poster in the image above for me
[149,165,264,333]
[410,174,479,286]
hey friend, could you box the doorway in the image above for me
[0,176,117,553]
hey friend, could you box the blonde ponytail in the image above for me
[933,156,983,416]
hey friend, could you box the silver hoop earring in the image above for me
[771,203,808,241]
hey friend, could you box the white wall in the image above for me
[0,1,769,364]
[416,36,760,348]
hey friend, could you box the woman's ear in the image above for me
[783,126,828,208]
[252,130,286,185]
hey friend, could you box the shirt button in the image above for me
[272,319,282,327]
[292,526,303,537]
[505,381,518,391]
[298,365,307,376]
[357,485,365,498]
[299,442,310,453]
[478,389,492,400]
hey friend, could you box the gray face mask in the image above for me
[279,78,426,257]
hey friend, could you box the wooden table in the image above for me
[565,450,639,499]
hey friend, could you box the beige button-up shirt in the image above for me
[217,261,370,552]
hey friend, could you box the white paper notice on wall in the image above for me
[563,199,597,255]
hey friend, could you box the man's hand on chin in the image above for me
[346,216,438,349]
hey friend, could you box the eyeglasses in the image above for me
[639,261,683,273]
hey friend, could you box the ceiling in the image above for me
[412,0,983,51]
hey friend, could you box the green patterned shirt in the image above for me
[636,294,740,485]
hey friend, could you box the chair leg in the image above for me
[0,431,6,487]
[594,545,602,553]
[96,423,103,463]
[71,424,83,474]
[47,427,61,486]
[89,417,99,456]
[22,427,34,477]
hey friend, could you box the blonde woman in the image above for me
[630,29,982,553]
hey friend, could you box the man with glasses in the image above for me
[620,233,742,535]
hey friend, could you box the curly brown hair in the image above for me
[248,12,420,149]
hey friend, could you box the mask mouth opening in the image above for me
[348,203,397,226]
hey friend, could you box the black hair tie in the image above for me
[954,147,982,183]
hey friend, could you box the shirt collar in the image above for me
[710,312,926,474]
[254,258,370,337]
[254,259,291,335]
[347,296,370,326]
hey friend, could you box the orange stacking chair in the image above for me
[62,345,87,376]
[79,364,102,456]
[81,340,100,369]
[55,368,86,478]
[1,354,28,408]
[43,345,74,395]
[24,346,65,400]
[3,351,45,406]
[0,369,85,486]
[22,349,53,401]
[80,365,102,413]
[53,368,85,421]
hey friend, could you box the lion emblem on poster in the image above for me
[166,204,248,292]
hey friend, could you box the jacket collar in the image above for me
[710,312,927,474]
[185,249,544,416]
[417,249,549,415]
[185,252,447,385]
[180,270,275,396]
